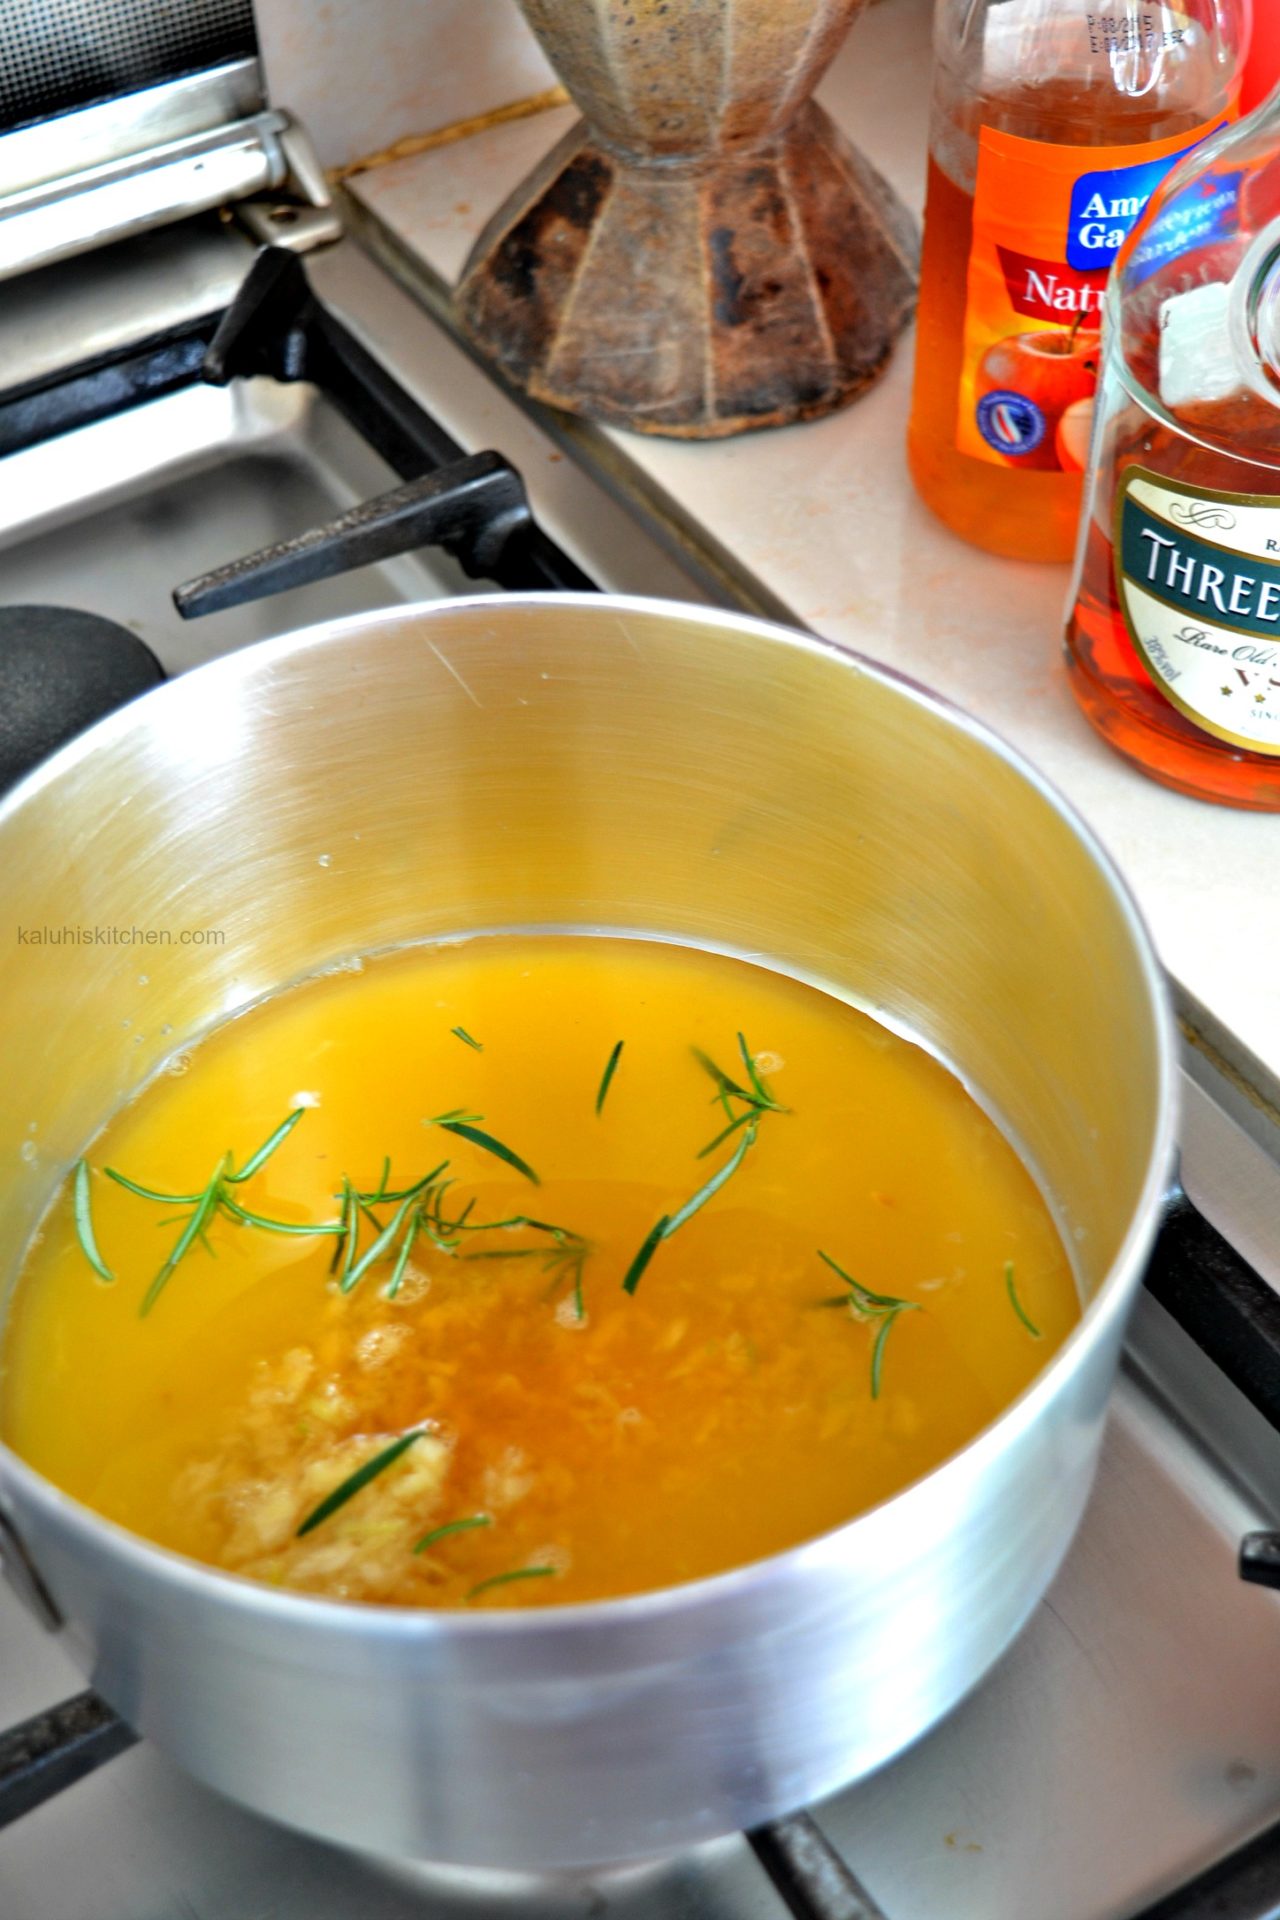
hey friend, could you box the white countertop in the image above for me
[346,0,1278,1091]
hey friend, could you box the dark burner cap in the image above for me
[0,605,165,797]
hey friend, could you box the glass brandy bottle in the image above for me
[1065,89,1280,807]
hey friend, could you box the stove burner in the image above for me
[174,450,532,619]
[0,1691,136,1832]
[0,605,164,796]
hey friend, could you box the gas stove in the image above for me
[4,41,1280,1920]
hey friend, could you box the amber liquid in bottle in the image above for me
[1065,353,1280,809]
[909,81,1224,564]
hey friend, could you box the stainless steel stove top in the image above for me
[2,227,1280,1920]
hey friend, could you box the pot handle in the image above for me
[1143,1182,1280,1594]
[1145,1181,1280,1436]
[748,1812,889,1920]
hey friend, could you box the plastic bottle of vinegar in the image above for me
[907,0,1245,563]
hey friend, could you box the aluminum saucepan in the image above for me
[0,593,1176,1869]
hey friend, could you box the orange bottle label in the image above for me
[956,114,1233,473]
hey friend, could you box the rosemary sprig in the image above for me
[353,1161,449,1207]
[142,1157,230,1317]
[457,1211,591,1319]
[595,1040,624,1115]
[296,1426,427,1537]
[1005,1260,1042,1339]
[429,1112,539,1186]
[692,1037,788,1118]
[622,1034,788,1296]
[413,1513,492,1556]
[341,1189,421,1294]
[467,1565,557,1603]
[451,1026,483,1051]
[817,1250,922,1400]
[94,1109,348,1314]
[72,1158,113,1282]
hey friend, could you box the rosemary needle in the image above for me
[622,1214,670,1296]
[869,1310,908,1401]
[227,1107,306,1183]
[467,1565,557,1603]
[1005,1260,1042,1339]
[451,1027,484,1052]
[595,1040,624,1115]
[105,1168,203,1204]
[72,1158,113,1282]
[665,1118,757,1236]
[296,1427,427,1537]
[434,1118,539,1186]
[386,1214,420,1298]
[413,1513,492,1556]
[220,1195,344,1236]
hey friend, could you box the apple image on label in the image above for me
[1055,396,1095,473]
[975,329,1100,470]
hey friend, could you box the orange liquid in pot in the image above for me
[0,936,1078,1609]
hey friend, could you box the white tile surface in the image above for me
[350,0,1280,1085]
[255,0,554,171]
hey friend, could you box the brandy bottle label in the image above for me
[1115,467,1280,756]
[955,116,1229,473]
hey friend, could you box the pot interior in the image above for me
[0,596,1169,1330]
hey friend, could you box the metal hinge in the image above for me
[0,58,340,285]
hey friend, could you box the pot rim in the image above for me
[0,591,1179,1638]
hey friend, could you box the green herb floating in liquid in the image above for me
[226,1107,306,1184]
[621,1214,671,1297]
[467,1565,558,1603]
[97,1109,345,1316]
[296,1427,428,1537]
[816,1249,922,1400]
[451,1027,484,1051]
[413,1514,492,1556]
[72,1158,113,1283]
[623,1034,788,1295]
[428,1112,539,1186]
[1005,1260,1042,1339]
[595,1040,624,1115]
